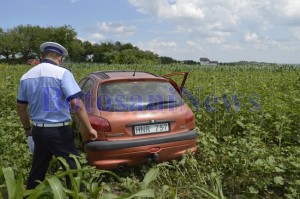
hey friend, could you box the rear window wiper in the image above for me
[146,100,176,107]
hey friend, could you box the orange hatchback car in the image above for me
[75,71,197,170]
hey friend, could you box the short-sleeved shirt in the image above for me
[17,59,82,123]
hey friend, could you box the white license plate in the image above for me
[134,123,169,135]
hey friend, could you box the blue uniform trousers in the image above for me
[26,125,78,189]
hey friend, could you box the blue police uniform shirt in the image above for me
[17,59,83,123]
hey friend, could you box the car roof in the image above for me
[91,70,166,81]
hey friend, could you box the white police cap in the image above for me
[40,42,68,57]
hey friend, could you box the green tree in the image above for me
[115,49,138,64]
[160,56,178,64]
[0,29,19,62]
[120,42,136,51]
[140,50,160,64]
[67,39,85,62]
[0,25,177,64]
[183,60,199,65]
[82,41,94,62]
[47,25,77,48]
[0,25,78,63]
[13,25,49,61]
[93,42,116,63]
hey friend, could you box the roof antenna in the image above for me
[133,66,136,76]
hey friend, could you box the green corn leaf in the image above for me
[56,156,79,197]
[99,193,119,199]
[274,176,284,185]
[236,120,245,128]
[195,187,220,199]
[26,181,52,199]
[248,186,259,194]
[141,167,159,189]
[214,178,225,199]
[158,185,169,199]
[125,188,155,199]
[78,192,88,199]
[169,187,178,199]
[159,185,177,199]
[14,171,24,199]
[47,176,67,199]
[1,168,24,199]
[2,167,16,199]
[56,157,71,171]
[55,168,120,181]
[91,182,102,198]
[70,154,83,189]
[27,188,51,199]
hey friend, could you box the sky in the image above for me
[1,0,300,64]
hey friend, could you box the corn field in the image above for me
[0,63,299,198]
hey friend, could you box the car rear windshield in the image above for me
[97,81,183,112]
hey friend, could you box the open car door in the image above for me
[163,72,188,96]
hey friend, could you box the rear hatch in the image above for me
[96,79,194,141]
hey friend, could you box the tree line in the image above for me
[0,25,199,65]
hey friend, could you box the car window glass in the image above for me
[97,81,183,112]
[81,79,94,93]
[81,78,94,104]
[78,78,87,88]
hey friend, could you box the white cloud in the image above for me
[245,32,259,42]
[221,44,242,51]
[128,0,300,35]
[95,22,137,37]
[167,1,205,19]
[129,0,243,47]
[126,0,300,62]
[90,33,106,41]
[186,40,204,51]
[84,0,300,62]
[206,37,223,44]
[161,41,177,47]
[129,0,205,20]
[77,36,86,42]
[136,39,177,56]
[77,36,99,44]
[254,43,268,50]
[278,0,300,18]
[148,39,177,48]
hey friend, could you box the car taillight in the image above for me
[89,115,111,132]
[185,109,194,124]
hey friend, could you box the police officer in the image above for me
[16,42,97,189]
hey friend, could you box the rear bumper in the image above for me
[84,130,197,169]
[85,130,197,151]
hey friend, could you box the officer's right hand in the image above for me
[89,128,98,140]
